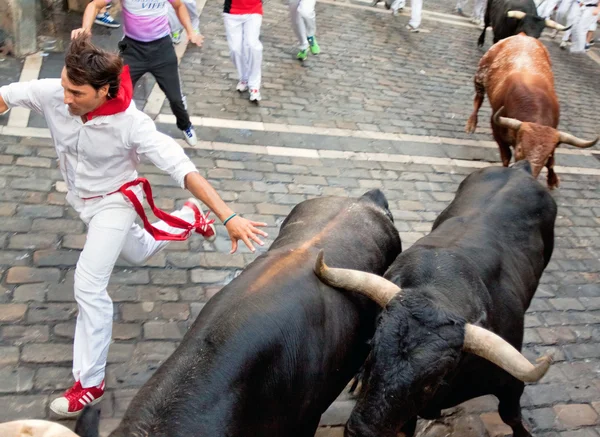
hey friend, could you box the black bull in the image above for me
[478,0,567,47]
[315,161,557,437]
[76,190,402,437]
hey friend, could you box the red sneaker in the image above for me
[50,380,105,418]
[184,198,216,242]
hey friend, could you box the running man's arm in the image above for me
[0,80,49,114]
[170,0,205,46]
[72,0,112,39]
[131,117,268,253]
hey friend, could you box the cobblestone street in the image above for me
[1,0,600,435]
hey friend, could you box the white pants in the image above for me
[168,0,200,33]
[390,0,422,27]
[537,0,562,18]
[289,0,317,50]
[69,192,195,387]
[570,5,598,51]
[223,13,263,90]
[557,0,579,40]
[456,0,486,20]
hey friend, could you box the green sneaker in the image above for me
[297,49,308,60]
[307,36,320,55]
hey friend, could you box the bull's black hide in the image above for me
[318,161,557,437]
[76,190,402,437]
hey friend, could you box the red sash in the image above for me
[83,178,214,241]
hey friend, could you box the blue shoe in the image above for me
[95,12,120,28]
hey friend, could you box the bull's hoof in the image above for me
[547,174,560,190]
[465,117,477,134]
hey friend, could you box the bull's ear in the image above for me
[360,189,394,222]
[75,405,101,437]
[360,189,389,210]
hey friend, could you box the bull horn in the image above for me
[558,131,599,149]
[544,19,567,30]
[313,250,400,307]
[463,324,553,382]
[493,106,523,131]
[507,10,526,19]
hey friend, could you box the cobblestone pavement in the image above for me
[1,0,600,435]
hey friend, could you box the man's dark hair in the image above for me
[65,34,123,99]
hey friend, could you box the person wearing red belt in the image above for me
[0,35,268,417]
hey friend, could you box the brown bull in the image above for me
[466,33,598,189]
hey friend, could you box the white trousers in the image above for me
[537,0,562,18]
[69,192,195,387]
[557,0,579,40]
[456,0,486,20]
[391,0,423,27]
[570,5,598,51]
[289,0,317,50]
[223,13,263,90]
[168,0,200,33]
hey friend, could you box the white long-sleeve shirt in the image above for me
[0,79,198,201]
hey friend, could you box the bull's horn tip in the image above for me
[314,249,326,274]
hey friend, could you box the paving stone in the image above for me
[554,404,599,428]
[21,344,73,364]
[0,367,35,393]
[0,303,27,322]
[6,266,61,284]
[143,321,184,339]
[33,249,80,266]
[0,395,48,421]
[34,367,73,391]
[27,303,77,323]
[112,323,142,340]
[8,233,59,250]
[2,325,50,344]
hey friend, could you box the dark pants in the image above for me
[118,35,191,131]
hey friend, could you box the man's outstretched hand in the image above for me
[225,216,268,254]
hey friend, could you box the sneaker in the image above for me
[171,30,182,44]
[183,198,216,241]
[589,39,595,46]
[50,380,105,418]
[585,43,591,51]
[94,12,120,29]
[249,89,261,102]
[182,126,198,146]
[406,24,420,32]
[390,0,405,11]
[236,81,248,92]
[297,48,309,60]
[307,36,320,55]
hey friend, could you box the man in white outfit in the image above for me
[223,0,264,101]
[0,35,268,417]
[570,0,599,51]
[455,0,486,27]
[388,0,422,32]
[557,0,579,46]
[537,0,562,18]
[289,0,321,61]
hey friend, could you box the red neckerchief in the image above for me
[86,65,133,120]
